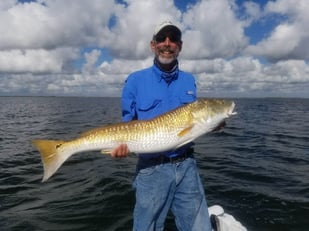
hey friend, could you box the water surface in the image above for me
[1,97,308,231]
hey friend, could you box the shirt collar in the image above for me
[153,58,179,84]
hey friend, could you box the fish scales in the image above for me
[32,99,236,182]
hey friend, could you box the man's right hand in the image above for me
[110,144,130,158]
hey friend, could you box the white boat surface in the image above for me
[208,205,247,231]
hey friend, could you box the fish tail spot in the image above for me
[32,139,69,182]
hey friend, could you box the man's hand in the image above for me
[110,144,130,158]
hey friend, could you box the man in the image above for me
[111,21,212,231]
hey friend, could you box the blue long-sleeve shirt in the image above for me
[121,63,197,158]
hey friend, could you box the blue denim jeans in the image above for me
[133,157,212,231]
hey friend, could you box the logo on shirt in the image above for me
[186,90,194,95]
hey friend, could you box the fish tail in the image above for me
[32,139,71,182]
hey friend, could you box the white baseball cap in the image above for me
[153,21,182,41]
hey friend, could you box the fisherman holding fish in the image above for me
[111,21,213,231]
[32,21,237,231]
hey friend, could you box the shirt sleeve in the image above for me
[121,75,137,122]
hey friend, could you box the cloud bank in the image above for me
[0,0,308,97]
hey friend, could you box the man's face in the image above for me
[151,32,182,65]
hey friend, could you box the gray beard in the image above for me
[157,55,176,65]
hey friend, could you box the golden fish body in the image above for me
[32,98,236,182]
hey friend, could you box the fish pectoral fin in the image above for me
[101,149,112,154]
[177,125,194,137]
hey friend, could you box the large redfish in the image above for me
[32,99,236,182]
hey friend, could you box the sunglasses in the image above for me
[155,34,181,43]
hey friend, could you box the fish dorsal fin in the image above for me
[177,125,193,137]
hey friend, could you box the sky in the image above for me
[0,0,308,98]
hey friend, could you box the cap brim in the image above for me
[157,25,181,36]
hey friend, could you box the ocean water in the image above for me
[0,96,308,231]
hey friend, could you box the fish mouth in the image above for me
[228,102,237,115]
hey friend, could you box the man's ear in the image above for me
[178,41,183,52]
[150,40,156,52]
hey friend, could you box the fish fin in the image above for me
[101,149,111,154]
[32,139,70,182]
[177,125,193,137]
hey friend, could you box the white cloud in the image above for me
[180,57,309,97]
[0,0,308,97]
[82,49,101,74]
[0,48,79,73]
[242,1,262,22]
[245,0,309,61]
[0,0,115,49]
[0,0,15,11]
[106,0,182,59]
[181,0,248,59]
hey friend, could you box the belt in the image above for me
[137,148,194,170]
[156,152,193,164]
